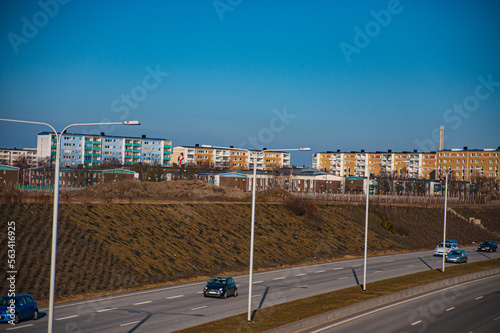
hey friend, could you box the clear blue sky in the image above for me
[1,0,499,167]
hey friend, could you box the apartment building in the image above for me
[0,148,38,168]
[436,147,500,181]
[173,145,291,171]
[313,147,500,181]
[37,132,172,168]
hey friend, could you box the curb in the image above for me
[266,267,500,333]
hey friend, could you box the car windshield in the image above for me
[482,241,492,246]
[0,297,15,306]
[448,250,461,255]
[208,277,227,285]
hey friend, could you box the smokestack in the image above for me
[439,125,445,150]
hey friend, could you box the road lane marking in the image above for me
[407,265,415,267]
[314,270,326,273]
[334,267,344,270]
[167,295,184,299]
[56,314,79,321]
[374,271,382,273]
[494,316,500,321]
[133,301,152,305]
[411,320,422,326]
[475,296,483,300]
[297,285,308,288]
[6,324,34,331]
[121,320,141,327]
[309,274,500,333]
[338,277,348,280]
[191,305,207,311]
[97,307,116,312]
[254,280,264,284]
[273,276,285,280]
[352,264,361,267]
[253,294,262,298]
[295,273,306,277]
[446,307,455,311]
[385,260,394,262]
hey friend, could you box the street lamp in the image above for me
[203,145,310,322]
[0,118,140,333]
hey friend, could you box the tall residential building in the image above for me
[0,148,38,167]
[314,147,500,181]
[173,145,291,171]
[37,132,172,168]
[436,147,500,181]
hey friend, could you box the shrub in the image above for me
[381,217,396,234]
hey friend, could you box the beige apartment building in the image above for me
[313,147,499,181]
[173,145,291,171]
[436,148,499,181]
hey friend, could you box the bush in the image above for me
[381,217,396,234]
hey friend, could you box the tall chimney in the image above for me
[439,125,445,150]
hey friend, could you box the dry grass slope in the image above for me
[1,189,499,305]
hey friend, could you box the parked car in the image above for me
[0,294,38,324]
[434,242,458,256]
[445,249,468,263]
[203,276,238,299]
[477,240,498,252]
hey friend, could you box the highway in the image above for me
[306,274,500,333]
[2,246,499,332]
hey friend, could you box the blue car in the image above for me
[0,294,38,324]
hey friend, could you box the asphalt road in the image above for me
[2,246,499,332]
[306,274,500,333]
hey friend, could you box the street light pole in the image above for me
[0,118,140,333]
[362,161,381,291]
[202,145,310,322]
[441,168,451,273]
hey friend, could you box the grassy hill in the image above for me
[1,198,499,305]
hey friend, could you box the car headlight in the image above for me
[219,288,223,292]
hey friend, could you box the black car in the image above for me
[203,276,238,299]
[478,241,498,252]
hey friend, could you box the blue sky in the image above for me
[1,0,499,167]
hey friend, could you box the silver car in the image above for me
[445,249,468,263]
[433,242,458,256]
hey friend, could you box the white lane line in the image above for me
[475,296,484,300]
[385,260,394,262]
[133,301,152,305]
[295,273,306,277]
[252,294,262,298]
[191,305,207,311]
[407,265,415,268]
[97,307,116,313]
[411,320,422,326]
[374,271,383,273]
[314,270,326,273]
[352,264,361,267]
[56,314,79,321]
[273,276,286,280]
[254,280,264,284]
[167,295,184,299]
[309,275,499,333]
[6,324,34,331]
[338,277,348,280]
[446,307,455,311]
[121,320,141,327]
[334,267,344,270]
[297,285,308,288]
[197,291,203,294]
[494,316,500,321]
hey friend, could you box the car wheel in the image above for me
[32,310,38,320]
[14,313,19,324]
[203,292,207,297]
[223,291,227,299]
[234,289,238,297]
